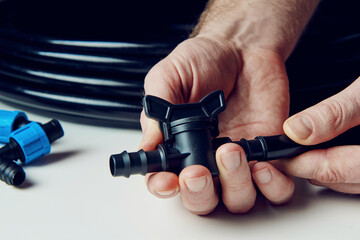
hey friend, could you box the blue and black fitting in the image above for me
[0,119,64,186]
[0,110,29,143]
[9,119,64,164]
[10,122,51,164]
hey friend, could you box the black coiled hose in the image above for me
[0,0,358,127]
[0,0,206,127]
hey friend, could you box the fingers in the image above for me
[281,76,360,195]
[139,42,194,150]
[146,165,218,215]
[143,55,186,103]
[147,143,296,215]
[216,143,294,213]
[283,76,360,145]
[216,143,257,213]
[179,165,219,215]
[251,162,295,204]
[139,56,184,150]
[140,38,225,151]
[146,172,180,198]
[140,37,240,150]
[275,145,360,185]
[140,37,240,215]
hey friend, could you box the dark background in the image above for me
[0,0,358,123]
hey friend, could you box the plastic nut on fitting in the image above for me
[8,120,64,164]
[0,110,29,143]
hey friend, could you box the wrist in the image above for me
[192,0,320,60]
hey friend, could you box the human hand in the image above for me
[138,0,321,215]
[139,36,295,214]
[277,76,360,194]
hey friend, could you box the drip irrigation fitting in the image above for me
[0,109,29,143]
[0,119,64,186]
[109,90,360,178]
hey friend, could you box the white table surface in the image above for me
[0,100,359,240]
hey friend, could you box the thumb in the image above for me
[138,110,163,151]
[283,77,360,145]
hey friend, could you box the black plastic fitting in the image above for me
[110,144,189,177]
[109,90,360,178]
[110,90,225,177]
[40,119,64,144]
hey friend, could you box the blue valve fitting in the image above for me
[10,122,51,164]
[0,110,29,143]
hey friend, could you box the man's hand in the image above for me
[277,77,360,194]
[139,37,294,215]
[139,0,320,215]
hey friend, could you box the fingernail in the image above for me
[156,187,178,196]
[254,168,272,184]
[221,151,241,171]
[286,115,313,140]
[184,176,207,193]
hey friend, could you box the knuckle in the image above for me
[320,100,345,130]
[144,59,186,103]
[145,60,176,86]
[315,160,345,184]
[316,169,342,183]
[225,177,254,193]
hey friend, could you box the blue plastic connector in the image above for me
[0,110,28,143]
[10,122,51,164]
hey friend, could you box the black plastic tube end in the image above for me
[110,148,165,178]
[41,119,64,143]
[0,159,26,186]
[110,151,131,178]
[12,169,26,186]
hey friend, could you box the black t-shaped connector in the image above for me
[110,90,225,177]
[109,90,360,178]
